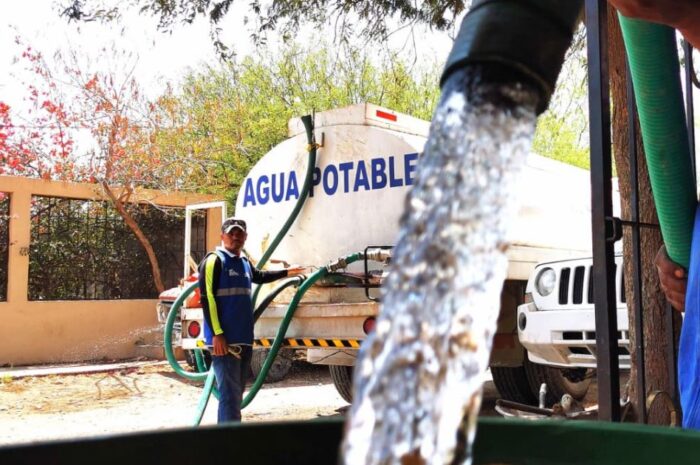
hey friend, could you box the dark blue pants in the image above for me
[211,346,252,423]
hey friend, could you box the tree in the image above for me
[606,6,681,424]
[5,40,198,293]
[532,28,590,170]
[59,0,468,58]
[0,45,78,181]
[154,41,441,202]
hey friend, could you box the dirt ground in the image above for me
[0,358,594,448]
[0,360,351,446]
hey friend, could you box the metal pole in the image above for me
[184,208,192,280]
[626,59,646,423]
[683,40,696,177]
[586,0,621,422]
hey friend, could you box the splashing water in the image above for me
[341,69,540,465]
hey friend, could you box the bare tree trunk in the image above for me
[101,181,165,294]
[607,5,682,424]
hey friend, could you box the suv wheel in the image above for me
[525,361,592,406]
[491,365,539,405]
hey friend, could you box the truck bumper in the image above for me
[517,302,630,369]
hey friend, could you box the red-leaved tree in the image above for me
[4,39,195,293]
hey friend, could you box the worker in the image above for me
[199,217,305,423]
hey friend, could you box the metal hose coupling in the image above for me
[441,0,584,114]
[326,256,353,273]
[365,247,393,264]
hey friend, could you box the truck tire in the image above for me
[329,365,354,404]
[491,365,539,405]
[525,361,592,406]
[251,348,293,383]
[184,350,211,370]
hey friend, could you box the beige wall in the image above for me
[0,176,222,366]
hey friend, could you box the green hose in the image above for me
[242,253,362,408]
[193,349,208,372]
[201,276,302,421]
[163,281,208,382]
[193,369,217,425]
[243,269,325,407]
[251,115,319,307]
[618,16,697,268]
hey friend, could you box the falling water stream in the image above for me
[341,68,540,465]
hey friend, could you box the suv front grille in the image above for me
[573,266,585,304]
[556,262,623,306]
[558,268,570,305]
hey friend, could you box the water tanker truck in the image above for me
[161,102,595,405]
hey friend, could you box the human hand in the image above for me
[285,265,307,276]
[212,334,228,356]
[654,245,687,312]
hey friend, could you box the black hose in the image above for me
[253,276,304,323]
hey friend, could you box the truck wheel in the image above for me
[525,361,592,406]
[329,365,354,404]
[184,350,196,368]
[185,350,211,371]
[491,366,539,405]
[251,349,293,383]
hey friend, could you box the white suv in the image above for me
[517,255,630,369]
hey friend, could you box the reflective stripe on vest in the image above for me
[216,287,252,297]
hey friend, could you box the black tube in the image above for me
[253,276,304,323]
[441,0,583,114]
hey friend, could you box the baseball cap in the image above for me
[222,217,247,234]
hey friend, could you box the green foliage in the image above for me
[532,113,590,170]
[27,197,207,300]
[61,0,467,59]
[532,27,590,170]
[155,42,441,203]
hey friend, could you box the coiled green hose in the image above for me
[618,16,697,268]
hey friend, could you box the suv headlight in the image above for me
[535,267,556,296]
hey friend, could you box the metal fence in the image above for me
[0,193,8,301]
[28,196,207,300]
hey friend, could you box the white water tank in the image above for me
[236,103,428,271]
[236,103,595,279]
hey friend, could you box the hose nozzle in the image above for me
[365,247,393,265]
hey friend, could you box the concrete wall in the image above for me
[0,176,222,366]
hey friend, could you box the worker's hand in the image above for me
[655,245,687,312]
[285,266,307,276]
[212,334,228,356]
[608,0,700,49]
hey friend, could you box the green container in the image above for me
[2,417,700,464]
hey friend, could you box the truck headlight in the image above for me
[535,268,556,296]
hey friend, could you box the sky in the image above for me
[1,1,457,113]
[1,2,246,107]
